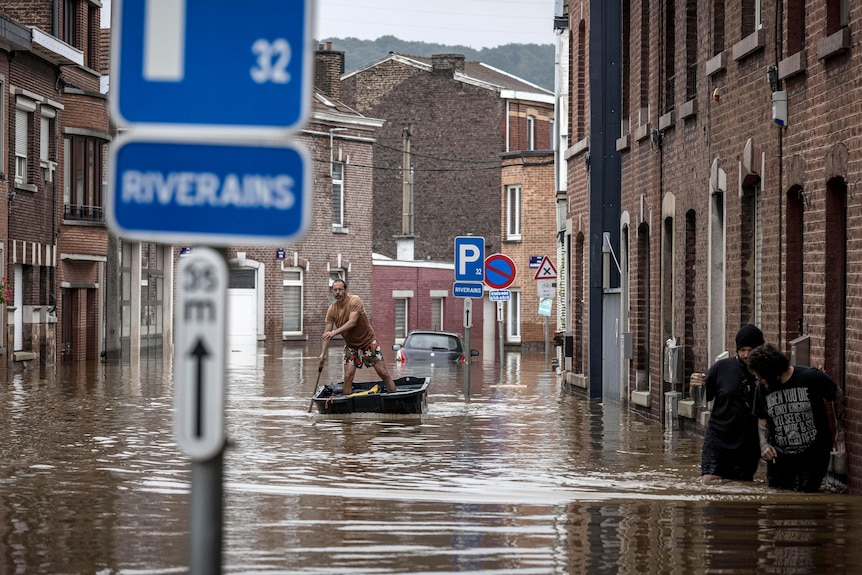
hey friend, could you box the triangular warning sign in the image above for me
[534,256,557,280]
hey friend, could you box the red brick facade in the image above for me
[562,0,862,490]
[341,51,557,346]
[1,2,109,367]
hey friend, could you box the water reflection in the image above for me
[0,348,859,574]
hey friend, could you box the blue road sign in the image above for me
[484,253,517,290]
[453,282,484,298]
[107,134,311,245]
[454,236,485,282]
[111,0,312,131]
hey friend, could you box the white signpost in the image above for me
[174,247,227,462]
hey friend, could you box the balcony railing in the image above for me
[64,204,104,222]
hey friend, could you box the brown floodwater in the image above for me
[0,347,859,574]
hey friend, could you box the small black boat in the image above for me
[311,376,430,415]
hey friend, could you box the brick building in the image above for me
[0,2,109,368]
[219,45,384,353]
[557,1,862,491]
[339,50,556,350]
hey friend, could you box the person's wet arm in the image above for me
[319,320,334,364]
[758,419,776,462]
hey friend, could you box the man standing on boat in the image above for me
[319,279,397,395]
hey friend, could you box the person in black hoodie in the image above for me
[689,325,764,483]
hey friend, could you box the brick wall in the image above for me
[501,153,556,346]
[604,0,862,479]
[371,262,481,361]
[225,118,377,346]
[341,57,505,262]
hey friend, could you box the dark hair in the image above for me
[747,343,790,386]
[331,279,347,290]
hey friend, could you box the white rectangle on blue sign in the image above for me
[454,236,485,282]
[111,0,312,131]
[489,289,511,301]
[107,134,311,245]
[453,282,484,298]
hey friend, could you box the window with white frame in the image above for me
[527,115,536,150]
[332,161,344,228]
[431,299,443,330]
[549,117,555,150]
[394,298,408,340]
[282,267,303,335]
[40,107,56,182]
[506,290,521,342]
[14,98,34,186]
[430,290,447,330]
[507,185,522,240]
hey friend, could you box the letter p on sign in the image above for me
[454,236,485,282]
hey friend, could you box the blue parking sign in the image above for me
[454,236,485,282]
[111,0,312,131]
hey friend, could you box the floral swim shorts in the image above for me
[343,340,384,368]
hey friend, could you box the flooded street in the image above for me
[1,348,861,574]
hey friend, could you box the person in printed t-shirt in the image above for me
[689,325,764,483]
[749,343,846,492]
[318,279,397,395]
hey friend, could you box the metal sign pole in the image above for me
[463,297,472,402]
[497,301,504,374]
[190,452,223,575]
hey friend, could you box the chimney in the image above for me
[315,42,345,101]
[431,54,465,76]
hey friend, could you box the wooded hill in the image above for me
[318,35,555,92]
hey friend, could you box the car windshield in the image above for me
[407,334,460,351]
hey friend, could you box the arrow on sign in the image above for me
[190,339,209,438]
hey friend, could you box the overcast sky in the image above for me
[102,0,556,49]
[315,0,555,48]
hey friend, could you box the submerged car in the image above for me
[392,330,480,364]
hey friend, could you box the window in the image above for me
[431,297,444,331]
[40,107,56,182]
[741,0,762,36]
[549,116,555,150]
[394,298,408,340]
[507,185,521,240]
[663,0,676,114]
[282,268,303,334]
[786,0,805,55]
[506,290,521,343]
[14,108,29,185]
[15,96,36,187]
[87,4,98,69]
[527,115,536,150]
[639,1,651,122]
[64,0,78,47]
[621,0,631,136]
[64,135,104,221]
[332,161,344,228]
[826,0,850,34]
[685,0,697,102]
[712,1,725,56]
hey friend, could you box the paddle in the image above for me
[307,364,324,413]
